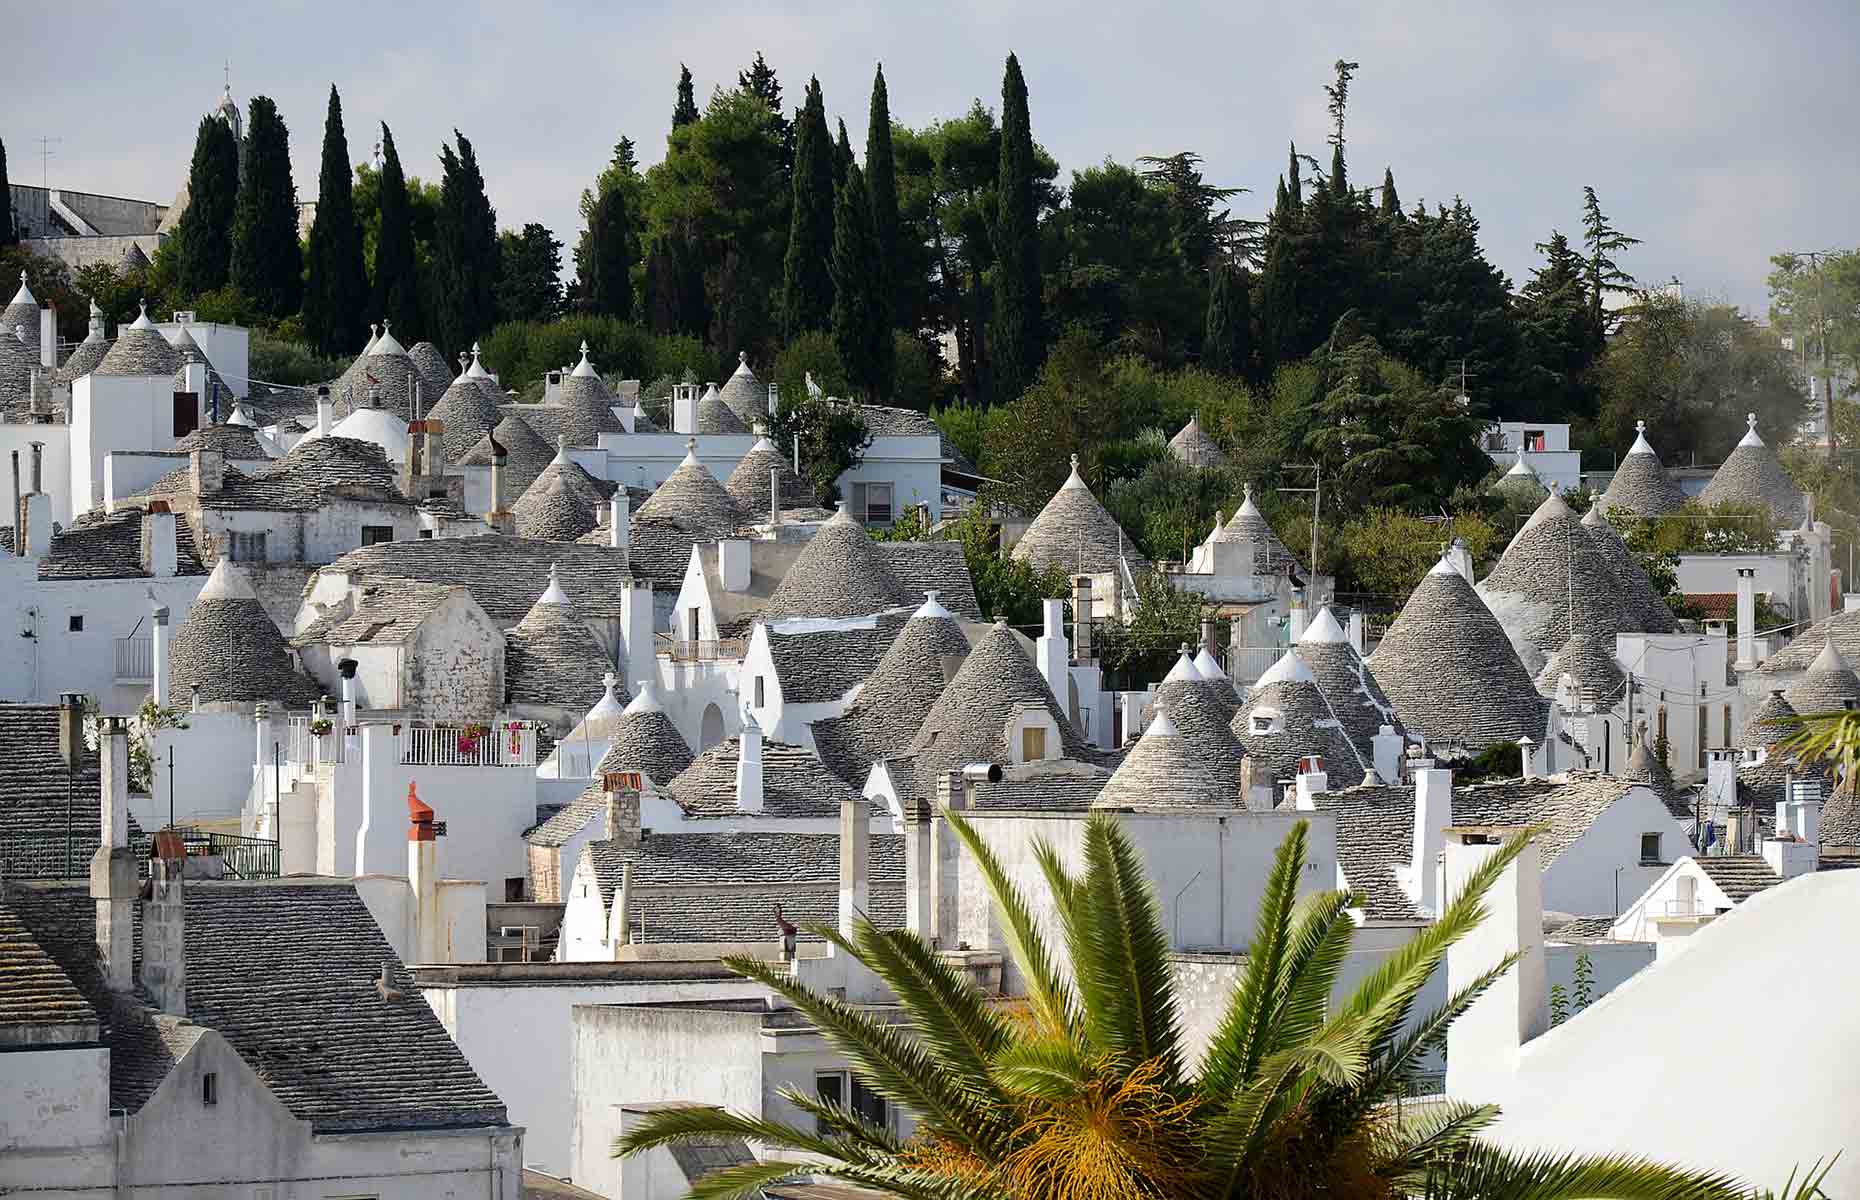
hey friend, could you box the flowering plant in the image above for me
[309,718,334,736]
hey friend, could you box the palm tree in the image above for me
[618,812,1746,1200]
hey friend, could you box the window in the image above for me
[1523,429,1546,451]
[1655,707,1668,757]
[360,524,394,547]
[229,531,267,563]
[1021,725,1047,762]
[172,392,199,438]
[1250,714,1273,735]
[863,482,894,524]
[67,614,83,633]
[505,877,525,902]
[1697,705,1706,768]
[754,675,766,707]
[418,529,434,540]
[1601,720,1611,774]
[1722,704,1732,748]
[816,1071,888,1134]
[686,607,702,643]
[202,1071,218,1106]
[1640,832,1663,864]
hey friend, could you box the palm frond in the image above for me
[691,1157,1001,1200]
[773,1084,908,1157]
[1344,954,1520,1118]
[613,1101,860,1164]
[1071,812,1186,1082]
[1197,820,1310,1100]
[944,807,1080,1041]
[989,1035,1096,1105]
[721,952,1003,1155]
[1204,1019,1371,1187]
[1376,1100,1499,1179]
[1266,888,1359,1058]
[1414,1140,1748,1200]
[678,1158,816,1200]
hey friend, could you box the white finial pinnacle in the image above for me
[580,340,589,355]
[1748,412,1757,431]
[371,322,379,338]
[1636,419,1646,435]
[1069,453,1080,471]
[686,437,697,453]
[471,342,481,358]
[739,349,748,365]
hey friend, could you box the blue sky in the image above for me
[15,0,1857,314]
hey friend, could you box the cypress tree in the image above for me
[175,115,240,295]
[1203,262,1252,376]
[781,77,834,339]
[1286,143,1303,209]
[673,65,699,129]
[1380,167,1400,218]
[229,95,303,319]
[434,129,500,356]
[372,124,421,340]
[0,138,13,245]
[831,160,886,402]
[584,182,635,321]
[832,118,853,195]
[990,52,1043,404]
[865,64,900,354]
[302,85,369,355]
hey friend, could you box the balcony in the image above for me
[664,638,747,663]
[115,635,152,682]
[0,828,279,880]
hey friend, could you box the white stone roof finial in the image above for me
[1636,419,1646,434]
[739,349,748,365]
[1748,412,1757,431]
[539,563,570,606]
[1069,453,1080,472]
[579,340,589,356]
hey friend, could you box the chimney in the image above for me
[10,449,20,557]
[609,492,630,555]
[408,783,441,963]
[1444,827,1546,1099]
[21,492,50,558]
[424,417,444,471]
[140,500,178,578]
[735,713,764,812]
[603,774,642,847]
[672,381,699,435]
[1518,735,1539,779]
[486,433,510,530]
[337,658,358,725]
[40,305,56,370]
[1293,755,1328,810]
[1347,610,1366,654]
[90,716,136,993]
[315,385,333,437]
[840,790,870,938]
[929,771,965,944]
[1035,596,1069,706]
[1372,724,1404,786]
[718,539,751,592]
[1410,761,1453,916]
[620,583,655,691]
[150,600,171,705]
[29,439,44,494]
[403,419,425,494]
[1735,568,1757,669]
[189,448,225,496]
[143,836,187,1016]
[1446,537,1475,584]
[1071,575,1094,664]
[1288,591,1308,641]
[613,861,634,952]
[769,466,781,529]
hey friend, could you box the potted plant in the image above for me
[456,722,490,756]
[309,718,333,737]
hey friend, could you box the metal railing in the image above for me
[115,635,153,681]
[1228,647,1286,687]
[402,723,536,768]
[0,828,278,881]
[664,638,747,663]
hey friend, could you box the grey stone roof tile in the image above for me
[666,737,874,821]
[428,375,506,464]
[725,440,813,516]
[0,896,96,1031]
[762,509,904,620]
[1579,506,1679,634]
[31,502,208,581]
[173,422,267,459]
[1011,459,1149,575]
[694,385,749,435]
[406,342,455,404]
[593,695,695,787]
[765,615,905,705]
[1693,854,1782,902]
[636,446,742,536]
[1537,625,1626,704]
[856,404,977,474]
[1620,742,1690,820]
[810,602,973,785]
[96,319,181,378]
[1093,708,1237,808]
[1782,640,1860,715]
[1295,615,1406,763]
[505,575,615,710]
[1166,415,1225,467]
[0,705,104,876]
[1597,429,1687,517]
[320,535,639,625]
[1479,492,1654,673]
[718,353,766,425]
[1698,421,1807,525]
[461,411,557,500]
[1234,674,1365,783]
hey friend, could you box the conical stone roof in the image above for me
[693,383,750,435]
[168,559,322,705]
[1698,414,1807,526]
[1166,415,1225,467]
[428,373,507,464]
[1782,639,1860,715]
[815,592,973,785]
[505,567,612,712]
[2,272,38,338]
[1010,455,1148,575]
[906,621,1089,774]
[1490,455,1549,505]
[1818,785,1860,849]
[1478,491,1635,675]
[594,683,694,786]
[1152,646,1243,770]
[406,342,455,404]
[117,243,152,275]
[461,411,556,501]
[725,436,813,516]
[96,305,181,377]
[1740,691,1798,751]
[1368,558,1547,750]
[1233,663,1365,783]
[1597,421,1686,517]
[55,303,110,385]
[1578,505,1678,634]
[555,344,628,445]
[515,474,599,541]
[1093,708,1236,809]
[718,352,766,425]
[0,320,37,412]
[1536,623,1625,703]
[762,506,903,620]
[1621,741,1689,820]
[1213,484,1299,575]
[1296,607,1405,760]
[563,674,628,743]
[635,440,741,535]
[340,332,419,419]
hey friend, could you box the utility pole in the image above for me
[1280,463,1322,581]
[35,136,62,193]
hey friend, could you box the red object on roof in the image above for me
[407,781,436,842]
[1686,593,1736,620]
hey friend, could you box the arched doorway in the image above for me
[699,703,725,751]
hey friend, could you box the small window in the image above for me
[864,482,894,524]
[754,675,766,707]
[202,1071,218,1106]
[1021,725,1047,762]
[505,877,525,902]
[1250,714,1273,735]
[360,525,394,547]
[815,1072,889,1134]
[1640,832,1663,864]
[229,530,267,563]
[418,529,434,540]
[68,614,83,633]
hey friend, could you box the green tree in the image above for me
[1379,166,1400,218]
[433,129,500,355]
[672,64,699,129]
[1136,152,1249,272]
[495,223,563,323]
[582,183,635,320]
[831,160,888,402]
[865,63,901,341]
[782,77,835,339]
[833,119,854,196]
[1580,186,1639,346]
[302,85,370,355]
[0,137,13,245]
[991,52,1044,404]
[1203,262,1251,376]
[1768,249,1860,411]
[1324,59,1361,196]
[174,115,240,297]
[229,95,303,319]
[738,51,790,174]
[619,817,1747,1200]
[764,382,873,504]
[1516,231,1597,424]
[371,123,422,340]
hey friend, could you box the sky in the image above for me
[13,0,1858,316]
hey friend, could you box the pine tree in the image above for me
[1580,185,1640,347]
[229,95,303,319]
[865,63,901,344]
[302,85,369,355]
[372,123,421,340]
[584,182,634,320]
[781,77,835,339]
[1517,230,1598,422]
[0,138,13,245]
[434,129,500,356]
[1324,59,1359,197]
[174,115,240,295]
[991,52,1044,404]
[1379,167,1400,218]
[1203,262,1252,376]
[831,160,887,402]
[673,65,700,129]
[739,51,791,176]
[495,223,563,323]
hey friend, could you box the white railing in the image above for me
[1228,647,1285,688]
[401,722,537,768]
[1662,898,1705,918]
[284,716,348,769]
[115,636,152,680]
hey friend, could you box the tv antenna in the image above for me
[35,137,62,191]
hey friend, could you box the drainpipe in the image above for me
[10,449,20,556]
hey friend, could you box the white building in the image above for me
[1481,421,1581,494]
